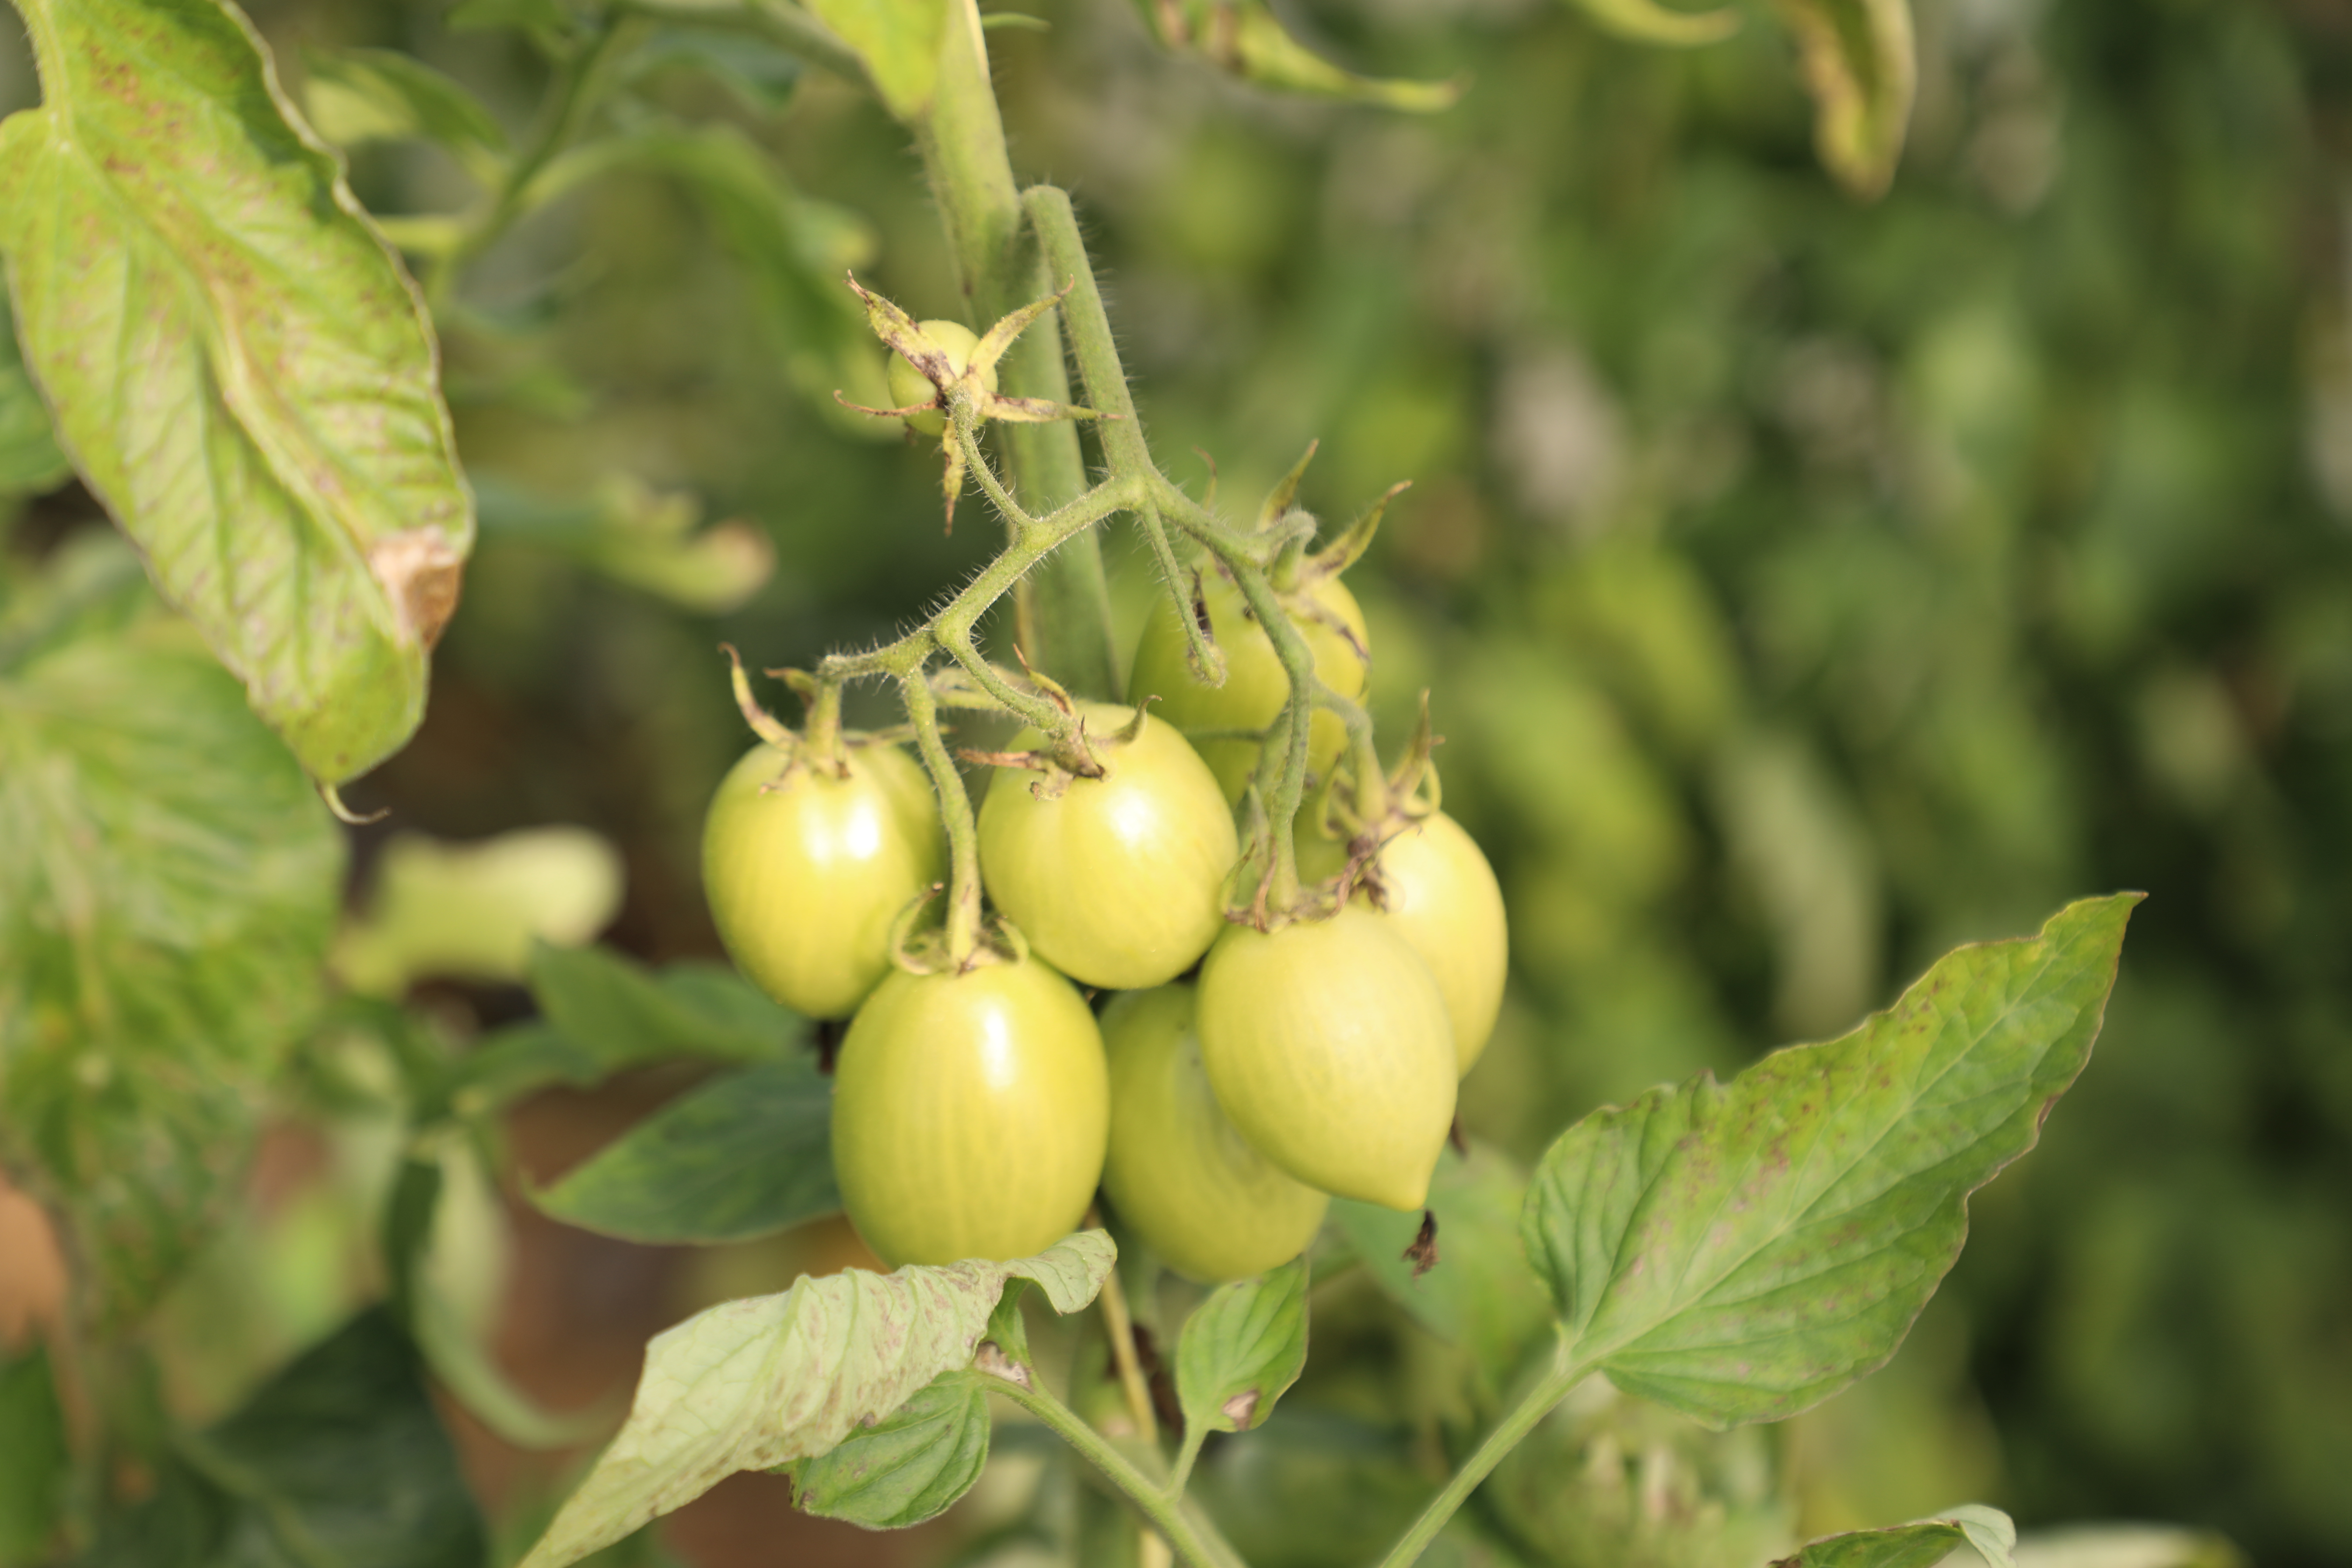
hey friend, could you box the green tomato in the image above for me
[887,318,994,438]
[1197,905,1455,1212]
[832,955,1109,1267]
[1101,983,1329,1283]
[1300,812,1507,1075]
[978,701,1239,990]
[701,742,944,1020]
[1128,569,1371,804]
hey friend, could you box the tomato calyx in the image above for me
[888,889,1031,978]
[1306,691,1445,909]
[953,667,1150,790]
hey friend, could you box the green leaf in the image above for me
[474,476,776,614]
[518,1230,1116,1568]
[801,0,947,120]
[85,1307,485,1568]
[1522,895,2138,1429]
[528,1056,839,1244]
[1329,1140,1554,1402]
[0,0,475,785]
[533,943,800,1067]
[623,26,806,116]
[303,46,510,177]
[1175,1258,1309,1435]
[1562,0,1740,47]
[1137,0,1461,112]
[1779,1504,2015,1568]
[446,0,580,36]
[783,1369,992,1529]
[1770,0,1917,198]
[0,588,344,1326]
[0,1344,67,1567]
[331,827,626,998]
[0,299,68,499]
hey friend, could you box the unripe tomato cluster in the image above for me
[702,568,1507,1283]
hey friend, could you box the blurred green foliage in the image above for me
[5,0,2348,1562]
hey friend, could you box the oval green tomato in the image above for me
[1300,812,1507,1075]
[978,701,1238,990]
[1197,905,1455,1212]
[832,956,1109,1267]
[1101,984,1329,1283]
[702,742,944,1020]
[1128,569,1370,804]
[887,318,994,438]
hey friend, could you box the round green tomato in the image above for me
[1197,905,1455,1212]
[1300,812,1507,1075]
[887,319,994,438]
[1128,570,1371,805]
[1101,983,1329,1283]
[978,701,1238,990]
[832,955,1109,1267]
[702,742,944,1020]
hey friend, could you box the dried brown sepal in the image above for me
[1404,1210,1440,1279]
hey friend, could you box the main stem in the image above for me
[913,0,1119,698]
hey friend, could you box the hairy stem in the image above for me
[1096,1263,1160,1448]
[897,667,983,964]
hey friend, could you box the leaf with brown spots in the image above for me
[1174,1256,1309,1438]
[1522,894,2138,1428]
[0,0,472,784]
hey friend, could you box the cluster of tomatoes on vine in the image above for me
[699,316,1507,1286]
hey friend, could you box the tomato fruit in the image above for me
[832,955,1109,1267]
[1197,905,1455,1211]
[1128,568,1371,804]
[702,741,944,1020]
[977,701,1238,990]
[1300,812,1507,1074]
[887,319,994,438]
[1100,983,1329,1283]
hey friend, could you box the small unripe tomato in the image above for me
[977,702,1238,990]
[1101,983,1329,1283]
[1197,905,1456,1212]
[887,319,995,438]
[702,742,944,1020]
[1300,812,1507,1075]
[1128,569,1371,805]
[832,955,1109,1267]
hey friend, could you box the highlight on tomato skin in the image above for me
[1099,982,1330,1284]
[1195,904,1457,1213]
[1301,810,1509,1075]
[976,701,1239,991]
[830,954,1110,1268]
[700,740,945,1021]
[1127,568,1371,806]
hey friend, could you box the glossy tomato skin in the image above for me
[1197,905,1455,1212]
[702,742,944,1020]
[1128,570,1370,804]
[1300,812,1508,1075]
[888,319,993,438]
[977,702,1238,990]
[832,957,1109,1267]
[1101,984,1329,1283]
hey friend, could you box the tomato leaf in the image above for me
[1329,1141,1554,1404]
[1770,0,1917,199]
[800,0,948,121]
[1561,0,1741,48]
[1134,0,1461,112]
[0,301,68,499]
[302,46,510,176]
[1175,1258,1309,1435]
[527,1056,840,1244]
[0,565,343,1326]
[0,1344,68,1563]
[518,1230,1116,1568]
[82,1308,485,1568]
[1523,894,2138,1429]
[783,1369,993,1530]
[1778,1504,2016,1568]
[0,0,474,785]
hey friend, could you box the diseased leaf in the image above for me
[518,1231,1115,1568]
[0,1344,68,1566]
[1135,0,1461,111]
[802,0,947,120]
[784,1370,992,1529]
[0,0,474,784]
[0,580,343,1325]
[84,1308,485,1568]
[1523,895,2137,1429]
[1175,1258,1309,1435]
[1770,0,1917,198]
[1778,1505,2016,1568]
[1562,0,1740,47]
[529,1056,839,1244]
[0,299,68,498]
[303,46,510,176]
